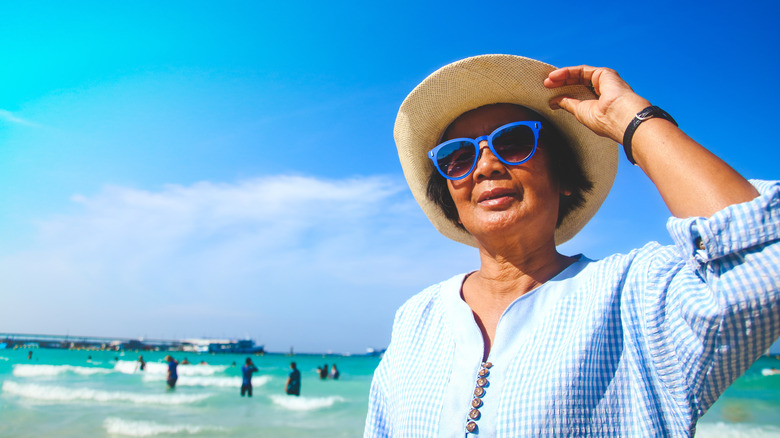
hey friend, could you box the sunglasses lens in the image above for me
[436,141,476,179]
[492,124,536,163]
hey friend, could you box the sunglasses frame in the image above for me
[428,121,542,180]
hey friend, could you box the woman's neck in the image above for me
[462,240,576,360]
[474,237,571,295]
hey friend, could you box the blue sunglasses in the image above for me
[428,121,541,180]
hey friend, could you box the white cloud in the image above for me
[0,175,475,353]
[0,109,41,127]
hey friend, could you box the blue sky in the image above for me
[1,1,779,354]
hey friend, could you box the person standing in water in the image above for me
[241,358,259,397]
[285,362,301,396]
[319,363,328,379]
[137,355,146,371]
[164,355,178,389]
[330,364,340,380]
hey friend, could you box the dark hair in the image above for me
[426,105,593,230]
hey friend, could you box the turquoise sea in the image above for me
[1,348,780,437]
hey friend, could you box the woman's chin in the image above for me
[466,211,557,245]
[466,215,525,239]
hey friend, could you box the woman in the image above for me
[365,55,780,437]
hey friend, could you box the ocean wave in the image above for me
[13,364,113,377]
[103,417,224,436]
[1,381,211,405]
[115,361,227,376]
[113,360,147,374]
[697,422,780,438]
[269,394,345,411]
[141,374,271,388]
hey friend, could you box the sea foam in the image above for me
[114,360,146,374]
[115,360,227,376]
[269,394,345,411]
[13,364,112,377]
[1,381,211,405]
[761,368,780,377]
[697,422,780,438]
[141,373,271,388]
[103,417,223,436]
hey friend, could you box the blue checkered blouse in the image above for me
[365,180,780,437]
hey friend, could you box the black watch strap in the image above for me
[622,105,678,165]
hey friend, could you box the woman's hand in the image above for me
[544,65,650,144]
[545,64,758,218]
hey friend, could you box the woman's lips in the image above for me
[477,188,517,204]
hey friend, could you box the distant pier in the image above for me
[0,332,263,353]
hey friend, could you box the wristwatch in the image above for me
[622,105,678,165]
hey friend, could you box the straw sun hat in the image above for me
[394,54,619,247]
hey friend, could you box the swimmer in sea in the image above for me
[165,355,178,389]
[285,362,301,396]
[241,358,259,397]
[330,364,340,380]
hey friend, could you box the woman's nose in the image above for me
[474,140,506,179]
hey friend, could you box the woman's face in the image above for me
[444,104,566,246]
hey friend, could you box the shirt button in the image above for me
[482,362,493,369]
[476,377,488,387]
[471,398,483,408]
[469,408,481,420]
[466,421,478,433]
[474,387,485,398]
[478,368,490,377]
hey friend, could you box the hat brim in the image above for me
[394,54,619,247]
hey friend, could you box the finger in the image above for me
[544,65,598,88]
[548,95,582,114]
[585,81,597,96]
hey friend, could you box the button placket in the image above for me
[465,362,492,434]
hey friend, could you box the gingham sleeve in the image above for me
[644,179,780,418]
[364,305,401,438]
[668,180,780,276]
[365,347,391,437]
[363,281,452,437]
